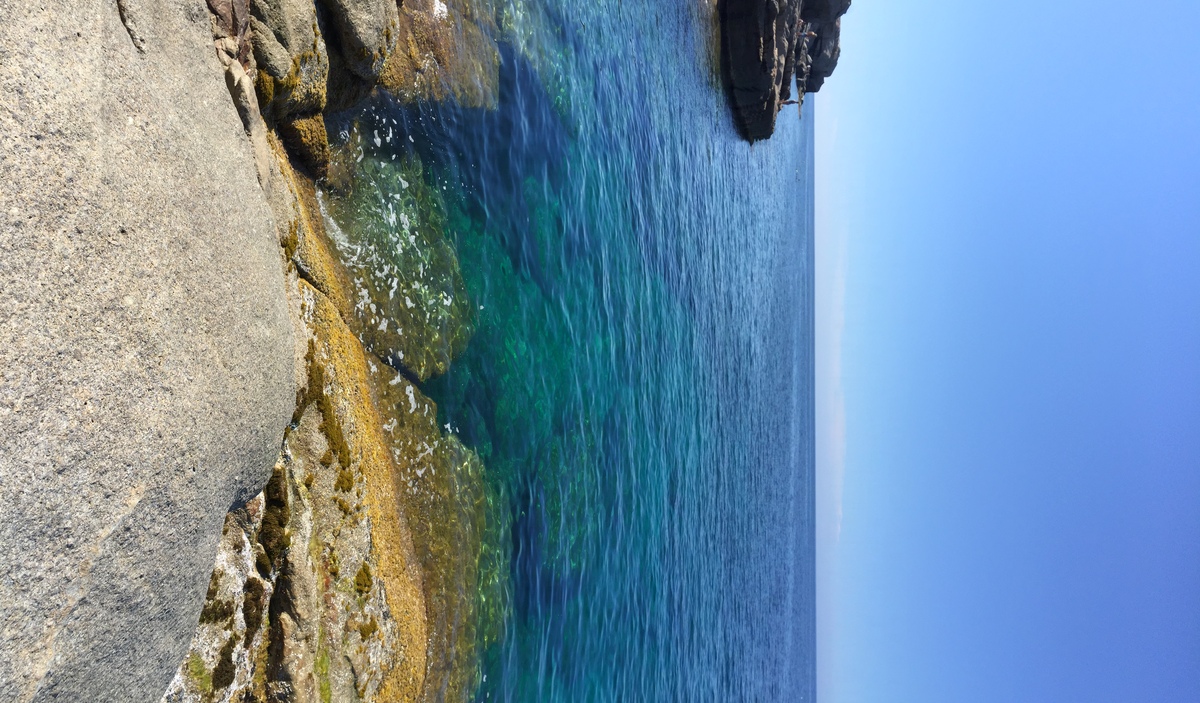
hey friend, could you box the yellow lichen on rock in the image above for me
[278,113,332,179]
[264,131,357,329]
[295,276,430,701]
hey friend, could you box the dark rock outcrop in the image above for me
[722,0,849,140]
[803,13,842,93]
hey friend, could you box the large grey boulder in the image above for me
[0,1,294,701]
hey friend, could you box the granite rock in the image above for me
[249,0,330,120]
[0,1,294,701]
[317,0,399,83]
[208,0,254,68]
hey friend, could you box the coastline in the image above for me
[1,0,829,699]
[2,0,500,699]
[160,0,506,700]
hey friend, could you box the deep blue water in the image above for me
[324,0,815,698]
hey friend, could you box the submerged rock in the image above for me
[378,0,501,108]
[722,0,850,140]
[0,2,295,701]
[167,1,509,697]
[323,147,474,383]
[373,365,509,703]
[166,204,502,702]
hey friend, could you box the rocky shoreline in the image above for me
[1,0,497,701]
[722,0,849,140]
[1,0,841,700]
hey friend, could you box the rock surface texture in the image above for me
[0,1,295,701]
[160,271,432,703]
[160,130,497,702]
[158,0,502,700]
[2,0,504,700]
[722,0,849,140]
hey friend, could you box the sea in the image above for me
[321,0,816,698]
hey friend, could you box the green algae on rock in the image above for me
[163,277,432,703]
[321,144,474,382]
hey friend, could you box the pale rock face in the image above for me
[0,1,295,701]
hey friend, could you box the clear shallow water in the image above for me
[324,0,814,698]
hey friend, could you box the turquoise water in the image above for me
[325,0,815,698]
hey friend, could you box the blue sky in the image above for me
[813,1,1200,701]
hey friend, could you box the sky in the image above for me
[813,2,1200,701]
